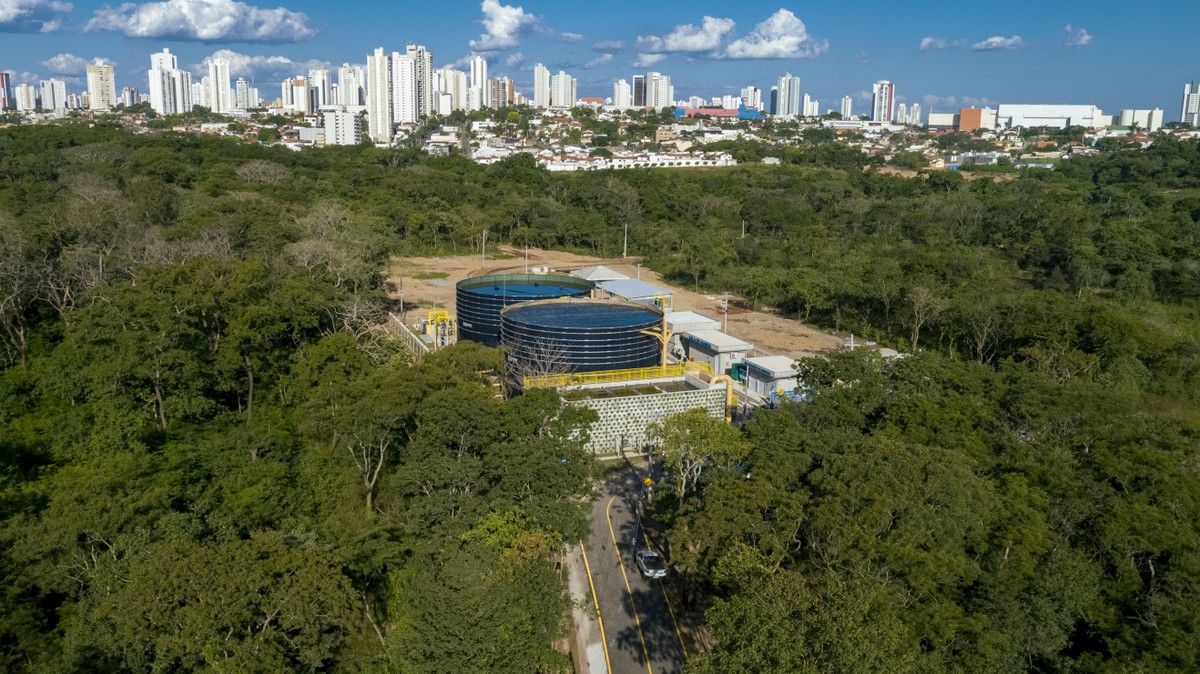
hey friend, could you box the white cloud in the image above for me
[723,9,827,59]
[1,69,42,84]
[190,49,327,79]
[851,90,872,105]
[636,15,734,53]
[0,0,72,32]
[85,0,315,43]
[633,53,666,68]
[41,52,88,73]
[593,39,625,51]
[919,36,947,51]
[583,53,613,69]
[469,0,537,52]
[555,31,583,42]
[505,52,525,67]
[922,94,994,109]
[1064,24,1092,47]
[971,35,1025,51]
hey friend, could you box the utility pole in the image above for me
[722,291,730,332]
[741,219,746,238]
[481,229,488,268]
[623,221,628,258]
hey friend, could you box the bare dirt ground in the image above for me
[385,245,843,357]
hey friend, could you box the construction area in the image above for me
[385,246,847,457]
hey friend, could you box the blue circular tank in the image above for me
[456,273,594,347]
[500,300,663,373]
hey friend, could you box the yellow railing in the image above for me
[525,362,714,389]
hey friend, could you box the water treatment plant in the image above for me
[500,299,663,374]
[455,273,594,347]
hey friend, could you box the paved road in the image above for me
[582,464,688,674]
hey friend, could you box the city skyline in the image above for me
[0,0,1196,118]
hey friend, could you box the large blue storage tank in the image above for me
[456,273,594,347]
[500,300,663,373]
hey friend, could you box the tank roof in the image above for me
[503,300,662,329]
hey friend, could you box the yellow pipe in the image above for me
[711,374,734,423]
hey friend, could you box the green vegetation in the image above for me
[1,121,1199,672]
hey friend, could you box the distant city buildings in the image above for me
[775,73,801,116]
[613,79,632,109]
[13,83,37,112]
[533,63,551,108]
[40,79,66,110]
[550,70,576,107]
[0,72,14,110]
[1183,81,1200,126]
[148,49,192,115]
[841,95,853,118]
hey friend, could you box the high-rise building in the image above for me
[0,72,13,110]
[435,67,468,112]
[872,80,895,122]
[909,103,922,126]
[390,52,418,123]
[148,48,192,115]
[740,86,762,110]
[775,73,801,116]
[533,63,551,108]
[897,103,908,125]
[645,72,673,109]
[337,64,365,107]
[203,60,233,113]
[632,75,645,108]
[469,56,488,109]
[13,84,38,111]
[1183,81,1200,126]
[235,78,251,109]
[323,108,363,145]
[802,93,819,117]
[307,67,331,109]
[489,77,513,108]
[550,70,576,108]
[121,87,139,108]
[40,79,67,110]
[406,44,433,116]
[86,61,117,110]
[613,79,632,109]
[841,95,853,119]
[366,48,393,142]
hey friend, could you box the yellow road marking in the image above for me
[629,463,690,660]
[579,540,613,674]
[607,495,654,674]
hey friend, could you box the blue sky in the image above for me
[1,0,1195,118]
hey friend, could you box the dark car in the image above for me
[635,550,667,579]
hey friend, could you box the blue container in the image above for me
[456,273,594,347]
[500,300,663,373]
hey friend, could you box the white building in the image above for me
[743,356,800,400]
[550,70,576,108]
[645,72,673,109]
[307,67,332,109]
[435,67,468,112]
[40,79,67,110]
[612,79,632,109]
[205,60,233,113]
[121,87,139,108]
[337,63,365,106]
[802,93,819,117]
[366,48,393,142]
[996,103,1106,129]
[841,95,853,118]
[390,53,418,123]
[469,56,488,109]
[1118,108,1164,132]
[680,330,751,375]
[533,63,551,108]
[323,108,363,145]
[741,86,762,110]
[406,44,434,117]
[1181,81,1199,126]
[871,80,895,122]
[775,73,800,116]
[13,84,38,112]
[86,61,117,110]
[147,48,191,115]
[909,103,922,125]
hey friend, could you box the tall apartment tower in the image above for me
[489,77,513,108]
[389,52,418,123]
[40,79,67,110]
[872,80,895,122]
[13,84,38,111]
[0,72,13,110]
[533,63,551,108]
[148,48,193,115]
[405,44,434,117]
[86,61,117,110]
[306,67,331,109]
[644,72,673,109]
[204,60,233,113]
[366,48,393,141]
[337,64,365,107]
[550,71,576,108]
[740,86,762,110]
[632,75,645,108]
[775,73,800,116]
[435,67,469,112]
[841,95,853,119]
[1182,81,1200,126]
[469,56,488,109]
[613,79,632,109]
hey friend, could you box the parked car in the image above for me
[635,550,667,579]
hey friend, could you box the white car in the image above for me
[635,550,667,579]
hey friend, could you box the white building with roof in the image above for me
[742,355,799,399]
[681,329,752,374]
[570,265,628,282]
[596,279,673,311]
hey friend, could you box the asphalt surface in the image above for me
[583,463,688,674]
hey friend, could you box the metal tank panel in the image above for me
[456,273,594,347]
[500,300,663,373]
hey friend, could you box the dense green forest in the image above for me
[2,122,1199,672]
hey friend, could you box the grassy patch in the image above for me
[412,271,449,280]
